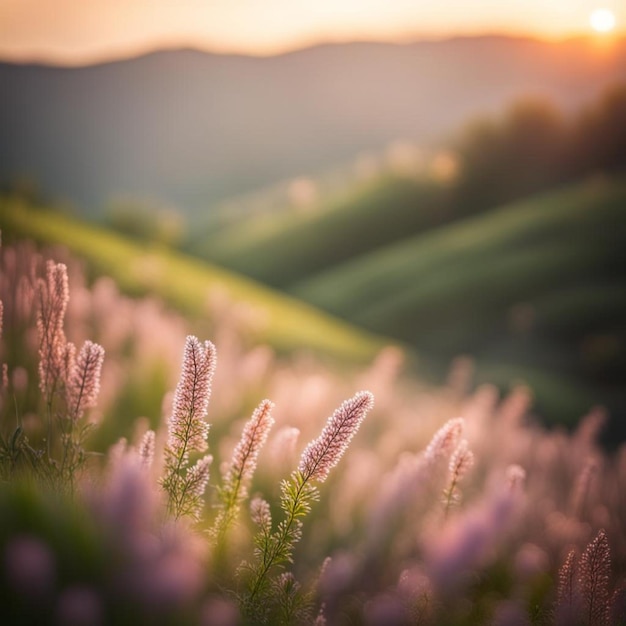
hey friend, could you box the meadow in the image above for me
[0,234,625,625]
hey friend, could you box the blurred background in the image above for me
[1,0,625,441]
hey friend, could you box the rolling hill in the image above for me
[289,176,626,432]
[1,36,625,217]
[0,198,387,362]
[191,175,447,287]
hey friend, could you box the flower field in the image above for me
[0,239,624,625]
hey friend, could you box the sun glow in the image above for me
[590,8,616,33]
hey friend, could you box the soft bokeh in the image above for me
[0,0,625,62]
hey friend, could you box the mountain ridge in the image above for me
[1,36,625,215]
[4,33,623,68]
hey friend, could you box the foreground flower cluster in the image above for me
[0,240,624,625]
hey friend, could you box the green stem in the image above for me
[443,476,458,520]
[249,474,309,603]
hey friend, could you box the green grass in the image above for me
[294,177,626,339]
[190,175,448,288]
[287,176,626,433]
[0,198,387,363]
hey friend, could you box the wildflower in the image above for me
[299,391,374,483]
[443,439,474,516]
[214,400,275,540]
[250,497,272,533]
[186,454,213,499]
[579,529,611,626]
[448,440,474,482]
[569,457,598,518]
[555,549,579,625]
[246,392,374,613]
[37,261,70,397]
[139,430,156,469]
[223,399,275,500]
[65,340,105,421]
[424,418,464,463]
[162,336,217,520]
[166,336,216,459]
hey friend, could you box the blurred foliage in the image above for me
[104,197,187,248]
[0,198,385,364]
[193,83,626,289]
[452,84,626,215]
[294,177,626,438]
[184,84,626,440]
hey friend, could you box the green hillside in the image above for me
[190,175,449,288]
[188,84,626,295]
[295,178,624,328]
[292,177,626,430]
[0,198,387,362]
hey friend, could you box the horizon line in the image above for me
[1,29,624,69]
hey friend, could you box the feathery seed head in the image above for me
[37,261,70,395]
[167,336,216,456]
[570,457,598,518]
[186,454,213,499]
[225,399,274,493]
[579,529,611,626]
[557,549,578,606]
[250,496,272,530]
[61,341,76,386]
[425,418,464,463]
[298,390,374,483]
[139,430,156,469]
[449,439,474,481]
[66,340,105,421]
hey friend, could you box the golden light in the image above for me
[590,8,616,33]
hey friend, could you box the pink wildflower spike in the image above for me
[0,299,3,340]
[61,342,77,387]
[167,336,216,458]
[224,399,274,496]
[424,418,464,463]
[139,430,156,469]
[579,529,611,626]
[66,340,105,421]
[569,457,598,518]
[185,454,213,499]
[555,548,579,625]
[299,391,374,483]
[250,497,272,532]
[443,439,475,516]
[449,440,474,482]
[37,261,70,395]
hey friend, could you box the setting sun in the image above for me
[590,8,616,33]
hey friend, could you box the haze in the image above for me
[1,0,624,64]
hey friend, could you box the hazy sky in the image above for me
[0,0,624,64]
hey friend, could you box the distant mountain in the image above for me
[1,36,625,217]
